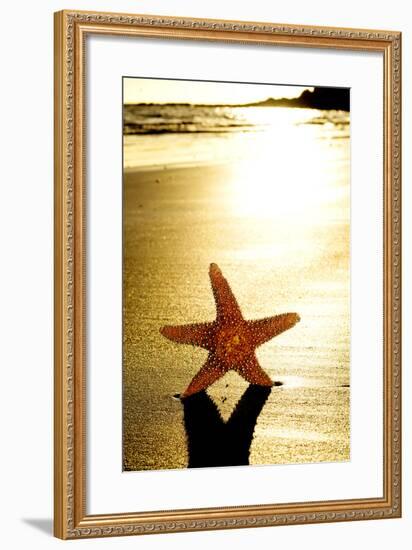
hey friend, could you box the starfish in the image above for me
[160,263,300,398]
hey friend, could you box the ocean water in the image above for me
[123,104,349,168]
[123,104,350,471]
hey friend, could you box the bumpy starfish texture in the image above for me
[160,263,300,398]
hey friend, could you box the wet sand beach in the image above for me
[123,147,350,471]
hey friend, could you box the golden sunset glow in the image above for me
[122,77,350,472]
[123,77,311,105]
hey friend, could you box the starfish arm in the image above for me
[237,355,273,386]
[181,355,225,398]
[209,263,243,322]
[248,313,300,347]
[160,322,214,349]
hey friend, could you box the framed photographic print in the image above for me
[54,9,402,539]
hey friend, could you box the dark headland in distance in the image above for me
[128,87,350,111]
[244,87,350,111]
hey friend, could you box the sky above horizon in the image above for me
[123,77,311,105]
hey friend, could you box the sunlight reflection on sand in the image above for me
[123,106,350,471]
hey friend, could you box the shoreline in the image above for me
[123,158,235,174]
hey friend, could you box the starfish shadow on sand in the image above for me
[181,384,272,468]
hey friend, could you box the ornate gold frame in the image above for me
[54,9,402,540]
